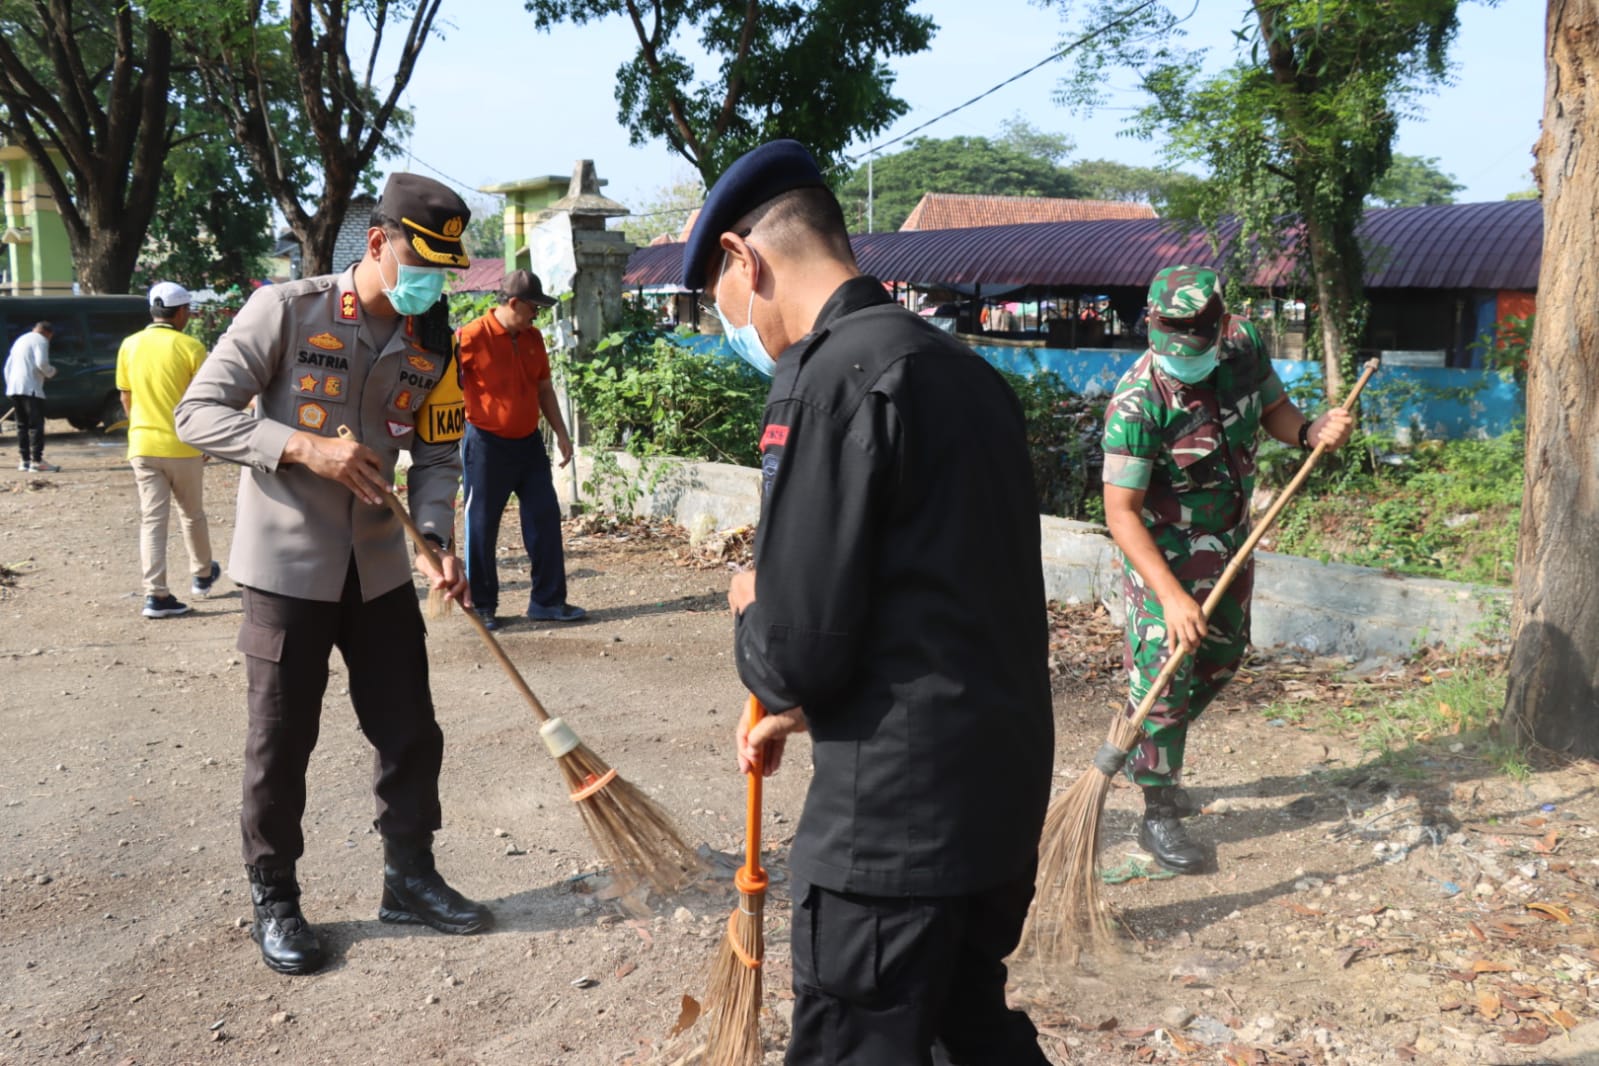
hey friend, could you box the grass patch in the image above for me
[1308,657,1530,781]
[1257,430,1523,586]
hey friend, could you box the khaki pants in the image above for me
[131,455,212,597]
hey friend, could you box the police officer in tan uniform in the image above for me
[176,173,487,976]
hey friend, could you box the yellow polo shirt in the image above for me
[115,323,208,459]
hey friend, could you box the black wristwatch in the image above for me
[1298,421,1313,451]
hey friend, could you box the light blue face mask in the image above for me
[1154,348,1219,385]
[714,250,775,377]
[381,239,448,315]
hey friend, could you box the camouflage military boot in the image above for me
[1139,786,1206,874]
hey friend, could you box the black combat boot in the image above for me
[1138,786,1207,874]
[246,865,325,975]
[379,834,494,935]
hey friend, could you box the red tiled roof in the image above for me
[899,193,1157,231]
[451,257,507,293]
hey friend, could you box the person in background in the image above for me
[116,282,222,619]
[1101,265,1353,874]
[175,173,491,976]
[455,269,584,630]
[5,321,58,473]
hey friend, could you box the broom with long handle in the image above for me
[702,694,769,1066]
[1020,360,1380,966]
[337,426,703,897]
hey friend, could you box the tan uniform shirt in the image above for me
[175,267,458,602]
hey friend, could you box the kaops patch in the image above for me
[307,331,344,351]
[297,402,329,430]
[339,291,358,321]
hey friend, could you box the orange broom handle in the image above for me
[736,695,769,895]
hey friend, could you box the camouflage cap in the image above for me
[1147,265,1224,359]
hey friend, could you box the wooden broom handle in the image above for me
[337,425,553,723]
[1119,360,1380,737]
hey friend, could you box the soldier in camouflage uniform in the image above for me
[1101,266,1353,874]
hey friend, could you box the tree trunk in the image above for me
[1501,0,1599,752]
[296,204,350,279]
[1301,209,1352,403]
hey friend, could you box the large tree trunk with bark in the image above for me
[0,11,173,293]
[1302,211,1354,403]
[1501,0,1599,752]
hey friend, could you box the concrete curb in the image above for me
[561,453,1507,659]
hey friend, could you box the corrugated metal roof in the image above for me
[626,200,1541,293]
[900,193,1157,230]
[1359,200,1542,290]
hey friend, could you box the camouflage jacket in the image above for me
[1101,317,1285,556]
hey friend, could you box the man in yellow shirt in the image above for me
[116,282,221,618]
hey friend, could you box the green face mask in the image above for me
[1154,349,1218,385]
[381,239,447,315]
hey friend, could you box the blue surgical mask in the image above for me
[381,239,448,315]
[1154,349,1219,385]
[714,250,775,377]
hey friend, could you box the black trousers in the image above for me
[9,394,44,463]
[236,561,443,868]
[786,869,1051,1066]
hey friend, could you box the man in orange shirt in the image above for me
[456,270,584,629]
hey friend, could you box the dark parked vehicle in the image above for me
[1,295,151,430]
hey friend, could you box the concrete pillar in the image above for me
[0,144,73,295]
[533,160,634,512]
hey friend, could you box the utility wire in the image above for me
[351,0,1170,222]
[616,0,1169,234]
[836,0,1162,169]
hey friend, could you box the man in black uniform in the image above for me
[684,140,1055,1065]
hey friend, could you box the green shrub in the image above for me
[558,326,769,467]
[1258,427,1523,585]
[995,362,1107,521]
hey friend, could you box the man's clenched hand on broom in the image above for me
[728,569,807,776]
[314,427,471,608]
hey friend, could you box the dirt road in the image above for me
[3,428,1597,1065]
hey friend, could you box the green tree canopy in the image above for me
[0,1,177,292]
[154,0,437,277]
[1367,153,1464,207]
[1047,0,1461,397]
[464,206,505,261]
[837,135,1085,233]
[525,0,935,183]
[1064,158,1206,216]
[617,175,705,247]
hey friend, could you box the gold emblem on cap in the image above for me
[443,216,464,239]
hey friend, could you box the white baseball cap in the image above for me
[148,281,192,308]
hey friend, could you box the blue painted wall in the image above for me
[671,335,1524,440]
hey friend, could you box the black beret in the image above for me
[681,139,826,290]
[379,172,471,269]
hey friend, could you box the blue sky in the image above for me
[386,0,1542,218]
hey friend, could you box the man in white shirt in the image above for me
[4,322,59,473]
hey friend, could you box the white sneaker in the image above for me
[16,461,30,472]
[31,460,59,473]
